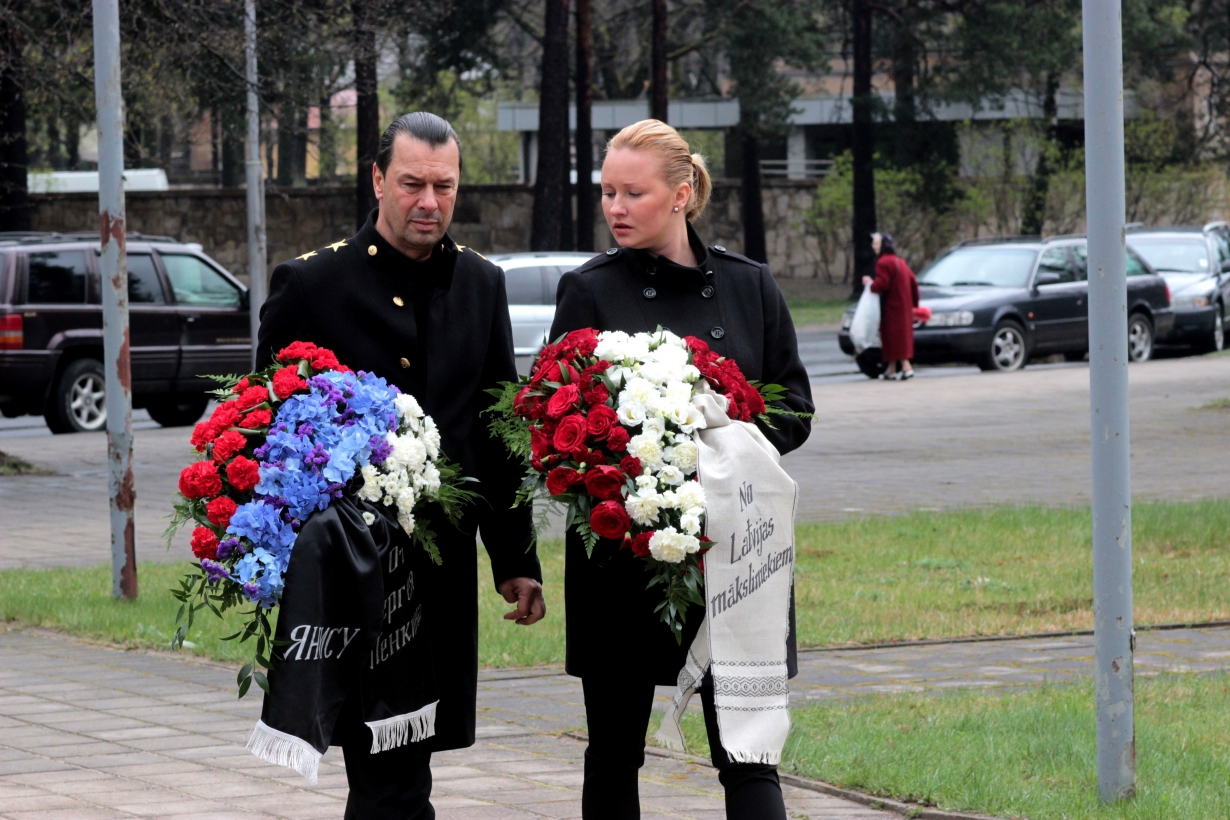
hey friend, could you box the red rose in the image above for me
[179,461,222,499]
[226,456,261,493]
[546,467,582,496]
[606,426,630,452]
[239,409,272,429]
[211,430,248,463]
[551,414,587,454]
[627,531,652,558]
[583,382,610,406]
[589,500,631,541]
[530,345,560,385]
[561,328,599,357]
[619,455,643,477]
[586,404,619,440]
[276,341,320,363]
[547,383,581,419]
[513,386,545,420]
[580,450,606,466]
[584,465,626,501]
[231,377,250,394]
[190,526,219,560]
[235,385,269,411]
[530,426,552,460]
[206,496,238,529]
[272,366,308,400]
[582,360,611,379]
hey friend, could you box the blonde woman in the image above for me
[549,120,813,819]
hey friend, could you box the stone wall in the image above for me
[30,179,823,284]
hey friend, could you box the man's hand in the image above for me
[497,577,546,626]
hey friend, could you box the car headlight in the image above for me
[925,310,975,327]
[1172,295,1210,309]
[841,312,853,330]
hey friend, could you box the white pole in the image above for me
[244,0,267,367]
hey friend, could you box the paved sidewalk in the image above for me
[5,625,1230,820]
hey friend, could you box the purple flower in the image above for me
[304,443,330,472]
[369,436,394,467]
[243,582,260,599]
[201,559,231,583]
[217,537,241,560]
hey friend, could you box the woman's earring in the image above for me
[673,206,680,212]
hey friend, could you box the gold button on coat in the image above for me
[368,245,378,256]
[399,357,411,369]
[393,296,404,307]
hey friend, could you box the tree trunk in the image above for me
[740,132,767,263]
[0,18,27,232]
[891,27,916,168]
[221,105,244,188]
[650,0,668,122]
[1021,73,1059,236]
[318,94,336,181]
[65,116,80,170]
[276,102,295,186]
[850,0,876,295]
[353,0,380,229]
[531,0,573,251]
[575,0,595,251]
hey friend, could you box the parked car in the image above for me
[0,232,250,433]
[487,251,598,356]
[1126,222,1230,353]
[838,236,1174,374]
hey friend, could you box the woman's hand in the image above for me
[862,275,873,286]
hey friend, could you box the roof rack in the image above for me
[956,235,1042,247]
[0,230,180,245]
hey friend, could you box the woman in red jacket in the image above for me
[861,232,919,380]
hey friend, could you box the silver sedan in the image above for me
[489,252,597,370]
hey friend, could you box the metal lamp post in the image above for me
[244,0,267,367]
[1082,0,1136,801]
[92,0,137,599]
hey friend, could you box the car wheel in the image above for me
[146,395,209,428]
[47,358,107,434]
[1128,313,1154,362]
[978,321,1028,372]
[1198,304,1225,354]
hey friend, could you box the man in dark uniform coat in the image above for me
[258,112,544,819]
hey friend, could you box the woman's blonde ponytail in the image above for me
[608,119,711,222]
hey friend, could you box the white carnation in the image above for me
[422,418,441,460]
[675,481,706,511]
[650,340,689,368]
[681,533,701,554]
[668,440,698,473]
[658,464,684,485]
[642,415,666,438]
[395,393,424,420]
[664,381,693,405]
[679,511,702,536]
[622,377,657,406]
[648,527,687,563]
[635,474,658,492]
[625,493,663,527]
[638,360,670,385]
[595,331,630,361]
[421,462,441,493]
[358,464,383,501]
[391,435,427,472]
[627,433,664,469]
[677,404,707,434]
[682,364,701,382]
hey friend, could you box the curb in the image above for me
[563,730,1004,820]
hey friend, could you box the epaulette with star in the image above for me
[295,239,350,261]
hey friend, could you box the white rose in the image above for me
[625,493,663,527]
[658,464,684,485]
[627,434,664,469]
[635,474,658,492]
[642,415,666,438]
[682,364,701,382]
[606,365,626,387]
[648,527,687,563]
[668,440,698,473]
[617,402,646,426]
[675,481,706,511]
[679,511,702,536]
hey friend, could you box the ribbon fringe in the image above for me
[725,748,783,766]
[246,720,322,785]
[365,700,439,754]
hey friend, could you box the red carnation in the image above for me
[606,426,630,452]
[586,404,619,440]
[179,461,222,499]
[226,456,261,493]
[277,341,320,363]
[235,385,270,411]
[310,348,341,371]
[552,414,588,459]
[231,377,250,394]
[589,500,631,541]
[206,496,238,529]
[561,328,599,357]
[627,531,653,558]
[547,383,581,419]
[190,526,219,560]
[584,465,626,501]
[546,467,583,496]
[239,408,272,429]
[580,450,606,466]
[583,382,610,406]
[191,401,241,451]
[619,455,643,477]
[211,430,248,463]
[272,366,308,400]
[684,336,711,357]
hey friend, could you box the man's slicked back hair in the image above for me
[375,112,463,174]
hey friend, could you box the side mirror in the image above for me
[1034,272,1062,289]
[1220,260,1230,274]
[239,291,251,310]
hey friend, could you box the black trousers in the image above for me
[581,674,787,820]
[336,696,435,820]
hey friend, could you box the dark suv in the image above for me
[0,232,250,433]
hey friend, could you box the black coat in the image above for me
[258,213,541,751]
[549,225,814,684]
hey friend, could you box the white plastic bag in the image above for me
[849,286,881,353]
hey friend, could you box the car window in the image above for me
[1128,238,1209,273]
[543,266,565,303]
[504,266,546,305]
[1072,245,1149,277]
[26,250,88,304]
[917,247,1037,288]
[161,254,241,307]
[94,251,166,304]
[1213,232,1230,266]
[1037,247,1075,284]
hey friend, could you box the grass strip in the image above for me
[785,298,851,327]
[0,450,52,475]
[2,499,1229,668]
[653,674,1230,819]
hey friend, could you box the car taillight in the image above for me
[1165,283,1171,305]
[0,314,22,350]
